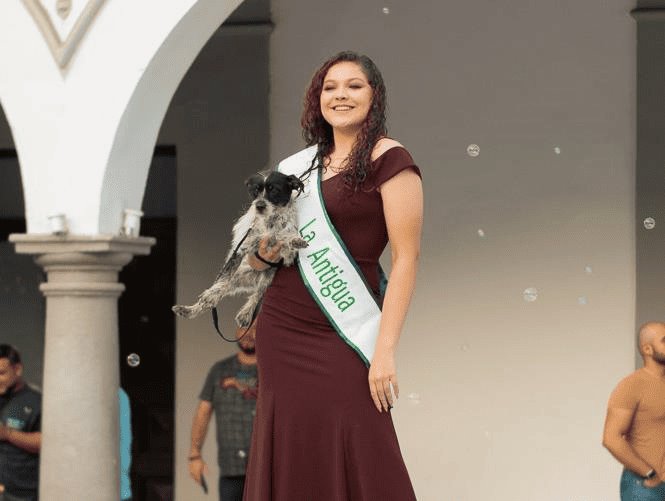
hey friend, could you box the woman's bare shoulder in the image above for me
[371,138,405,161]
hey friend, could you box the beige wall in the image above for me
[268,1,635,500]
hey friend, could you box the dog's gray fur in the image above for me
[172,172,307,326]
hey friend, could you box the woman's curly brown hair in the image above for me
[300,51,388,190]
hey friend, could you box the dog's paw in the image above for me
[172,305,196,319]
[291,237,309,249]
[235,309,254,328]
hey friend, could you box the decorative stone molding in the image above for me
[22,0,106,69]
[9,234,156,297]
[56,0,72,19]
[35,251,134,297]
[9,234,156,296]
[9,233,156,255]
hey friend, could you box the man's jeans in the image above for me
[621,469,665,501]
[219,475,245,501]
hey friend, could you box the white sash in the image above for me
[278,146,382,366]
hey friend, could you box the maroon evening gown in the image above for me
[243,147,421,501]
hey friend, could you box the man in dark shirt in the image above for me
[188,325,258,501]
[0,345,41,501]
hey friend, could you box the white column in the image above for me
[10,234,155,501]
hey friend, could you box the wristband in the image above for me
[188,455,202,461]
[253,251,283,268]
[643,469,656,480]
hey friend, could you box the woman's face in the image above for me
[320,61,373,135]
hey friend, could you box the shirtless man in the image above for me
[603,321,665,500]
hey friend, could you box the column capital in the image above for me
[9,233,156,297]
[8,233,156,256]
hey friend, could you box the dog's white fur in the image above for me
[172,172,307,326]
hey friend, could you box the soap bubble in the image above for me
[467,144,480,157]
[584,266,593,274]
[126,353,141,367]
[460,344,470,352]
[382,7,390,14]
[237,450,247,459]
[407,393,421,404]
[477,229,485,238]
[644,217,656,230]
[554,147,561,155]
[523,287,538,302]
[577,296,587,305]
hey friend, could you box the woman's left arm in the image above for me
[368,168,423,413]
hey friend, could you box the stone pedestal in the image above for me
[9,234,155,501]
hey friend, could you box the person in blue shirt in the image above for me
[119,387,132,501]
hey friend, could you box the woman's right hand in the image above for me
[188,457,208,485]
[247,237,283,270]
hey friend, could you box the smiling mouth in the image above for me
[332,105,354,111]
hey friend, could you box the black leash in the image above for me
[212,306,257,342]
[214,226,252,279]
[210,226,257,342]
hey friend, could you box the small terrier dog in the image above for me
[172,171,308,326]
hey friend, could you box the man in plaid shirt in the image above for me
[188,324,258,501]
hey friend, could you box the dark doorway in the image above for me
[119,146,177,501]
[0,150,45,385]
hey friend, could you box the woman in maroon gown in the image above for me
[243,51,423,501]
